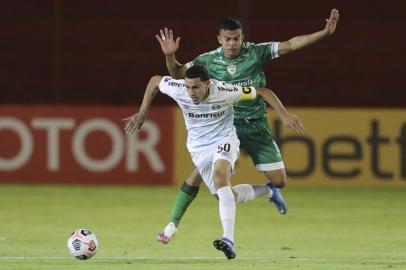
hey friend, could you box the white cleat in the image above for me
[156,222,177,244]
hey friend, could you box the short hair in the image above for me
[185,65,210,82]
[219,17,242,32]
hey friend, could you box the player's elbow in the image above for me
[279,40,294,55]
[151,75,162,82]
[150,75,162,85]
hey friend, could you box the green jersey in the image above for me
[186,42,279,119]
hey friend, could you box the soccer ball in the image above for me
[67,229,99,260]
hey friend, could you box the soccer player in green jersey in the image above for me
[155,9,339,244]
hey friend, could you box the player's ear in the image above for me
[217,32,222,45]
[241,33,244,42]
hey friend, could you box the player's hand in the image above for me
[156,28,180,56]
[281,114,304,133]
[122,112,147,134]
[324,9,339,35]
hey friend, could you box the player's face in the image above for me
[217,29,243,58]
[185,78,210,104]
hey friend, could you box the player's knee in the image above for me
[213,169,228,182]
[265,169,287,188]
[213,169,230,188]
[275,176,287,188]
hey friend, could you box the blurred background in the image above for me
[0,0,405,186]
[0,0,405,106]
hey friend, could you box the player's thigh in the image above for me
[184,168,203,186]
[191,149,217,194]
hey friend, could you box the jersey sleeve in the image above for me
[159,76,185,99]
[253,42,280,63]
[185,53,209,68]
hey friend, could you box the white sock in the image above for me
[217,186,236,243]
[254,184,273,199]
[234,184,273,203]
[234,184,255,203]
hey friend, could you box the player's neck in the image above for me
[202,87,210,102]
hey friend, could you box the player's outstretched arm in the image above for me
[156,28,187,79]
[278,8,339,56]
[256,88,304,133]
[122,75,162,134]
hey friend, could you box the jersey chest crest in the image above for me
[227,64,237,75]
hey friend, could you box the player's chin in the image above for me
[226,49,238,56]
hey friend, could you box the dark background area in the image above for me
[0,0,405,107]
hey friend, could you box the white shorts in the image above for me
[191,135,240,194]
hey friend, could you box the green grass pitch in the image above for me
[0,185,405,270]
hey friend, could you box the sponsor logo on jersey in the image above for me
[187,111,226,118]
[218,86,238,92]
[211,104,221,110]
[228,77,254,87]
[164,77,171,82]
[227,65,237,75]
[167,81,185,87]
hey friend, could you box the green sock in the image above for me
[170,182,199,227]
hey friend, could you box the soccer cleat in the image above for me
[266,183,288,215]
[213,237,236,260]
[156,222,177,244]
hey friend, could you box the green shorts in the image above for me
[234,116,285,172]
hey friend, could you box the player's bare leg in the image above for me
[157,168,203,244]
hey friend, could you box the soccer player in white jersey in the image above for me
[123,65,304,259]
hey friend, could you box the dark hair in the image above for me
[219,17,242,32]
[185,65,210,81]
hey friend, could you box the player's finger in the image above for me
[164,27,169,38]
[292,123,301,133]
[296,122,305,132]
[334,10,339,20]
[169,29,174,40]
[160,29,165,40]
[124,125,130,134]
[175,37,181,46]
[155,35,163,43]
[128,124,137,134]
[124,121,133,131]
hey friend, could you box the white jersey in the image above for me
[159,76,257,152]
